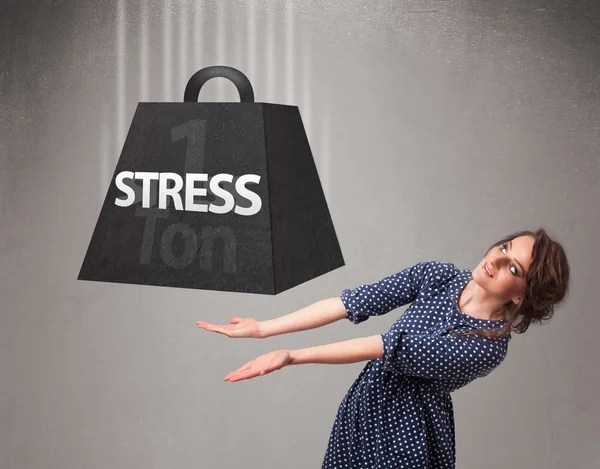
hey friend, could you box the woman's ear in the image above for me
[512,296,522,305]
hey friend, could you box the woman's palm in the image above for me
[196,317,263,338]
[224,350,292,382]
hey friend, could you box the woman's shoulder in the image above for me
[416,261,466,279]
[402,261,468,292]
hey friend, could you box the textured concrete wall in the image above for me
[1,1,598,468]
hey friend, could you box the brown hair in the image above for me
[454,228,570,340]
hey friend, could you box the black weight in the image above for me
[184,66,254,103]
[79,66,344,294]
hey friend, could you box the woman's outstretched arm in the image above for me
[224,335,384,382]
[197,297,348,339]
[288,335,384,365]
[260,297,348,338]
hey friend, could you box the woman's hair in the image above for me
[457,228,570,340]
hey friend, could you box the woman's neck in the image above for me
[458,279,507,321]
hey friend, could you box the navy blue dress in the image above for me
[322,262,511,469]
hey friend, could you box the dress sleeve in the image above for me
[380,329,509,381]
[341,261,444,324]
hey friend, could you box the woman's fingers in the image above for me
[196,321,215,330]
[224,363,251,380]
[224,355,284,382]
[225,372,251,382]
[197,318,262,339]
[226,369,263,382]
[196,321,232,337]
[197,319,242,328]
[224,360,270,382]
[224,369,255,382]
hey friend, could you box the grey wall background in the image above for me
[1,0,599,468]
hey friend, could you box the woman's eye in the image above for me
[510,265,518,276]
[500,243,507,254]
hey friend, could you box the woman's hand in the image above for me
[224,350,292,382]
[196,317,263,338]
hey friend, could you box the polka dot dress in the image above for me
[322,262,511,469]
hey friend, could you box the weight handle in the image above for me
[184,66,255,103]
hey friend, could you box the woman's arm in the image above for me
[223,335,384,382]
[288,334,384,365]
[259,297,349,338]
[197,297,348,339]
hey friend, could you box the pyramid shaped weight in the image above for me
[78,66,344,294]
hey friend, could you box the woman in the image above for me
[196,228,569,468]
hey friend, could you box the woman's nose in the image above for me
[490,256,508,267]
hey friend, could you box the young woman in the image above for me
[196,228,569,468]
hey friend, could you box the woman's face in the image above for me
[472,235,535,304]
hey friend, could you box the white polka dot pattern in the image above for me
[322,262,511,469]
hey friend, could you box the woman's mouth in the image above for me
[483,263,493,278]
